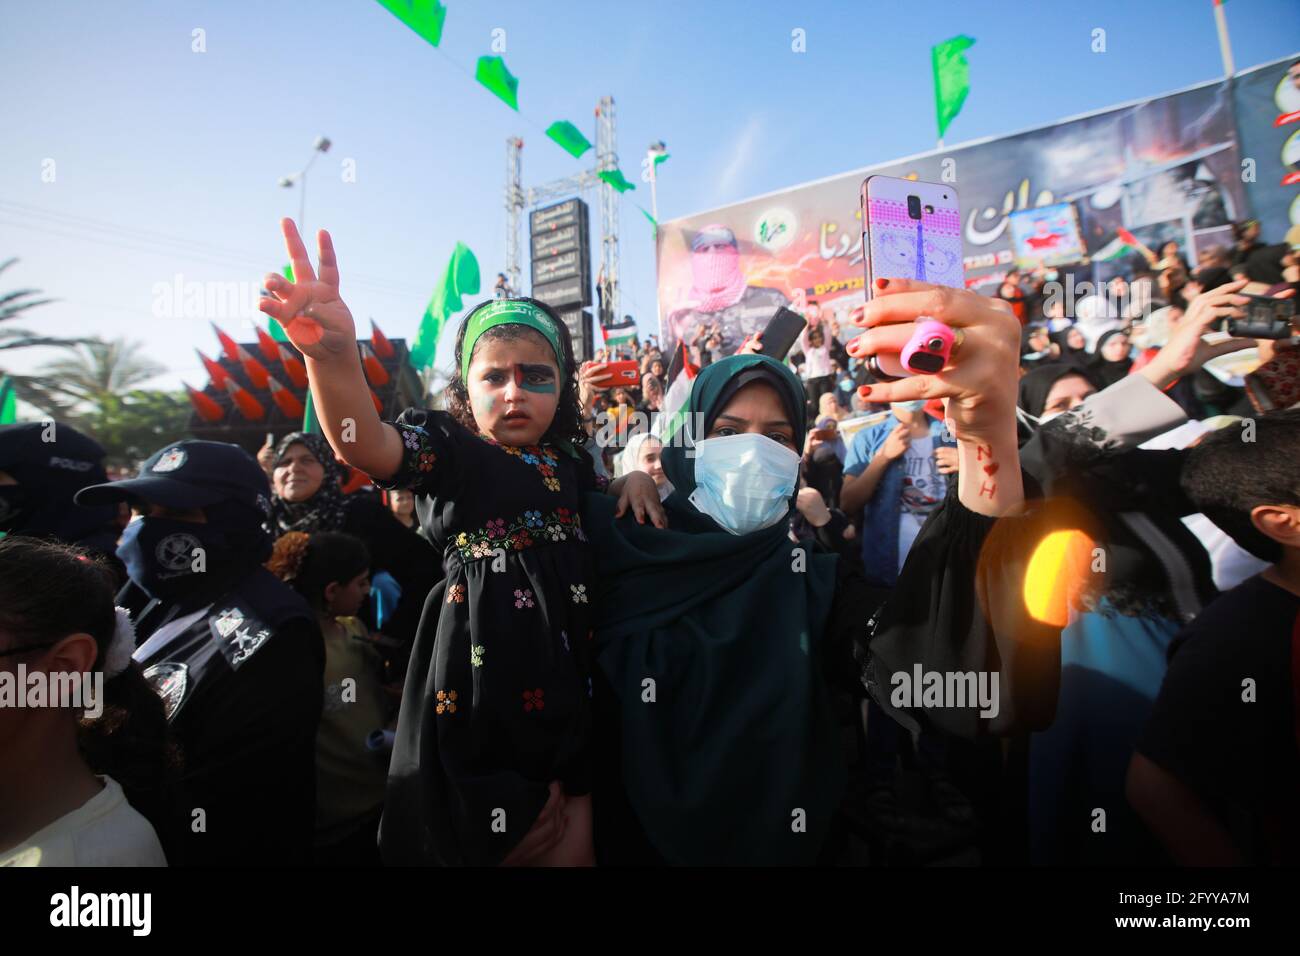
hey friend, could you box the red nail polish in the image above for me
[859,385,872,397]
[875,278,890,290]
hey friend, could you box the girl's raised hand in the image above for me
[846,278,1021,445]
[259,218,357,361]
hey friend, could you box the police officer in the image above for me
[0,421,121,566]
[76,440,323,866]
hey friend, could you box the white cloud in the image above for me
[715,114,763,198]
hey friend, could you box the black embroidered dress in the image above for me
[372,408,601,865]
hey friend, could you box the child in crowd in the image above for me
[1128,409,1300,864]
[0,537,171,867]
[259,219,662,866]
[268,530,392,865]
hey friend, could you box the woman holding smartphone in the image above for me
[584,277,1045,864]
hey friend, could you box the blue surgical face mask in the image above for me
[890,400,927,413]
[687,433,801,536]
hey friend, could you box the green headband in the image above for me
[460,300,567,385]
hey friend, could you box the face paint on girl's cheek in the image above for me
[514,365,557,394]
[475,393,495,418]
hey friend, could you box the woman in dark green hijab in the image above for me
[584,279,1039,866]
[585,354,858,865]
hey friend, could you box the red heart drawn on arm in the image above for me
[983,462,999,476]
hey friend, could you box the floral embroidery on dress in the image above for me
[522,688,545,712]
[570,584,588,604]
[446,584,466,604]
[514,588,535,609]
[392,422,439,480]
[435,689,458,715]
[470,645,485,667]
[452,509,584,562]
[477,435,563,492]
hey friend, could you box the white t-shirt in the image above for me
[897,436,946,573]
[0,776,167,867]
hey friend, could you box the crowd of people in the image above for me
[1,215,1297,868]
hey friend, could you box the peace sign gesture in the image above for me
[258,218,356,361]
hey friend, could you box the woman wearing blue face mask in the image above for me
[581,277,1041,865]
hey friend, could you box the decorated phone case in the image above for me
[860,176,964,374]
[861,176,963,291]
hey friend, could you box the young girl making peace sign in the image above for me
[260,220,662,866]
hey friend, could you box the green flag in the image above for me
[302,390,322,435]
[598,168,636,193]
[0,376,16,425]
[653,152,670,169]
[410,242,481,369]
[374,0,446,47]
[932,35,975,140]
[546,121,592,159]
[476,56,519,111]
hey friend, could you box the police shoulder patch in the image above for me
[210,604,272,669]
[142,661,189,721]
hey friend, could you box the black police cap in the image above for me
[75,440,270,512]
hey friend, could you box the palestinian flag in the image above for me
[1092,227,1141,263]
[601,317,637,348]
[655,342,700,443]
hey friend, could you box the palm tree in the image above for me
[0,257,90,414]
[27,338,164,419]
[0,257,69,352]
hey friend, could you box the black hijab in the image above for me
[1018,364,1100,419]
[268,432,348,535]
[1089,330,1134,388]
[1049,327,1088,369]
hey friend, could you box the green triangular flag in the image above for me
[410,242,481,369]
[638,206,657,236]
[0,376,17,425]
[476,56,519,111]
[598,168,636,193]
[302,391,322,435]
[932,35,975,140]
[546,121,592,159]
[653,152,670,168]
[374,0,446,48]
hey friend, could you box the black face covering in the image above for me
[116,517,236,600]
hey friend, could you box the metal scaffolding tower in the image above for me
[504,96,620,324]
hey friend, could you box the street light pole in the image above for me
[279,136,332,235]
[646,140,666,222]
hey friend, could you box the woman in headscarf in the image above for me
[584,279,1039,865]
[1088,329,1134,388]
[1019,323,1058,368]
[1017,364,1100,425]
[1048,325,1088,370]
[269,432,439,650]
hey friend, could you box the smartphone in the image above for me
[589,360,640,387]
[1226,294,1297,340]
[758,306,808,360]
[860,176,964,375]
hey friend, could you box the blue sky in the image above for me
[1,0,1297,393]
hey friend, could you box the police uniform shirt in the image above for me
[124,567,323,866]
